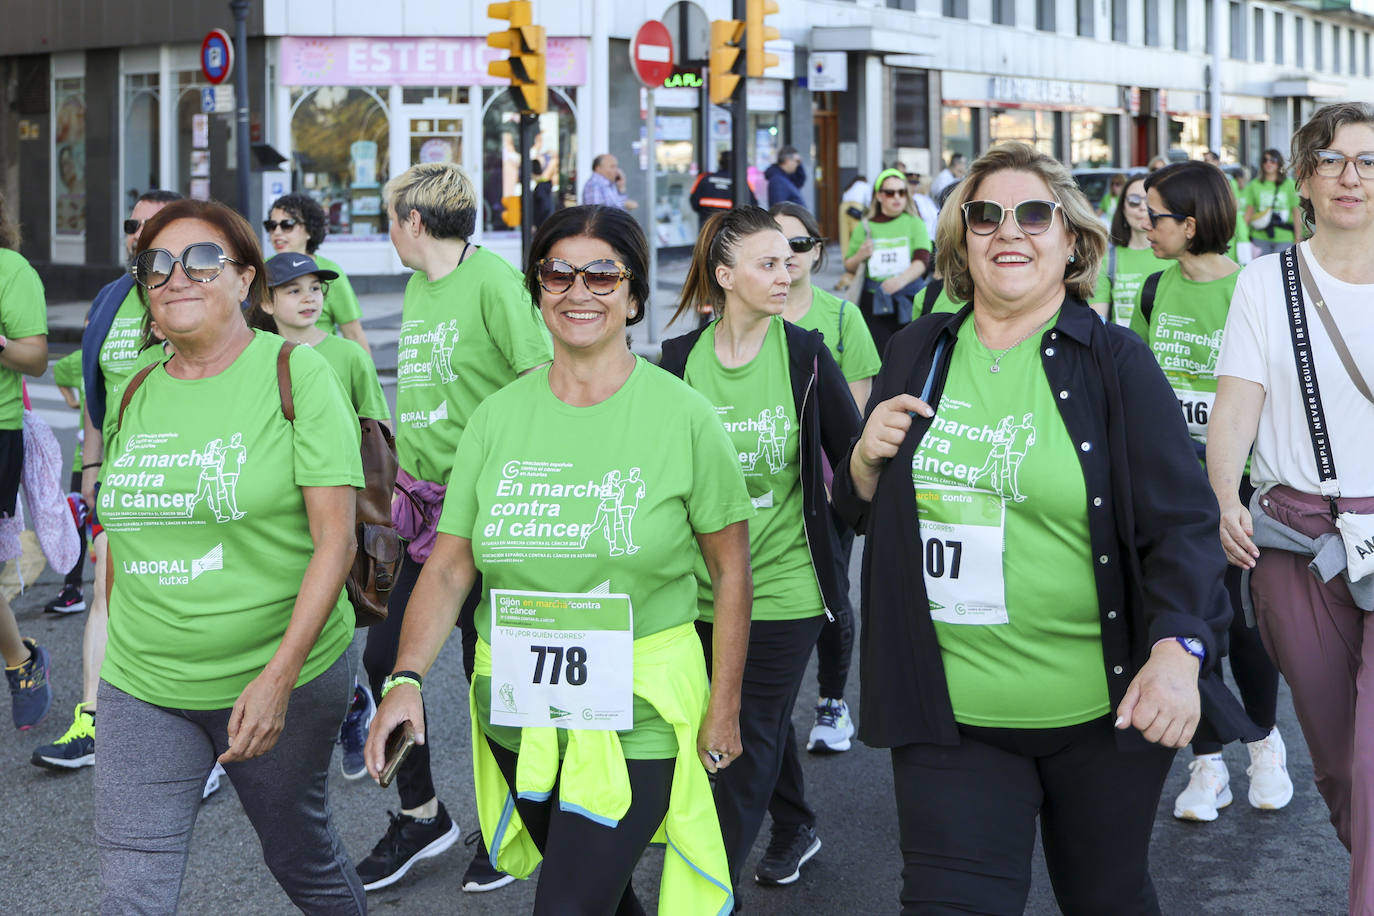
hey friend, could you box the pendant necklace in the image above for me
[977,316,1054,374]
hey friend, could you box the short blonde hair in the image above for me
[935,143,1107,304]
[383,162,478,240]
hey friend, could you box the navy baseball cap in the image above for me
[265,252,338,288]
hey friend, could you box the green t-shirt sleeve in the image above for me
[53,349,83,389]
[322,267,363,327]
[685,401,755,535]
[836,302,881,381]
[345,341,390,421]
[482,275,553,375]
[845,221,865,259]
[1128,284,1150,340]
[1091,263,1110,304]
[288,346,364,488]
[906,213,932,253]
[0,259,48,338]
[436,408,486,538]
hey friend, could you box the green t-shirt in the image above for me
[1129,262,1238,445]
[437,357,753,758]
[926,284,964,316]
[314,255,363,333]
[53,349,84,470]
[97,287,164,447]
[845,213,932,281]
[791,286,881,382]
[684,317,823,622]
[99,332,363,709]
[911,316,1109,728]
[0,249,47,430]
[312,333,389,421]
[1241,178,1301,243]
[1091,245,1170,328]
[395,247,552,484]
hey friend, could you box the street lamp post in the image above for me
[230,0,252,215]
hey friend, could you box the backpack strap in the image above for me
[278,341,296,422]
[1140,271,1164,325]
[115,360,162,433]
[835,298,846,354]
[919,277,945,317]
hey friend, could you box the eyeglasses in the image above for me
[535,258,633,296]
[1146,209,1190,228]
[131,242,243,290]
[1313,150,1374,180]
[1124,193,1147,208]
[961,199,1061,236]
[788,236,824,253]
[878,188,907,198]
[262,218,301,232]
[123,219,144,235]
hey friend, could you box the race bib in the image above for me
[916,487,1008,625]
[489,589,633,730]
[1174,388,1215,439]
[870,241,912,279]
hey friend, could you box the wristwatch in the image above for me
[1175,637,1206,665]
[382,670,424,698]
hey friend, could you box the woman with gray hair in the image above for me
[832,142,1259,914]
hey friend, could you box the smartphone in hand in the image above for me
[379,722,417,789]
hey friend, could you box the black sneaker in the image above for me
[43,585,86,615]
[355,802,461,891]
[754,824,821,886]
[461,828,516,893]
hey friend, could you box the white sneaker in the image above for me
[1173,754,1232,821]
[202,762,226,800]
[1246,728,1295,810]
[806,698,855,753]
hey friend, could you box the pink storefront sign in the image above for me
[280,35,588,87]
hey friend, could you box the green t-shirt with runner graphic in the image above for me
[53,349,84,471]
[1092,245,1170,328]
[684,316,823,622]
[313,255,363,333]
[313,333,389,420]
[97,287,164,447]
[437,357,753,758]
[845,213,932,282]
[0,249,47,430]
[395,247,552,484]
[99,332,363,710]
[1241,178,1301,244]
[792,286,881,382]
[1129,261,1238,445]
[911,315,1109,728]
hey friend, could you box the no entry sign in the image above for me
[201,29,234,85]
[631,21,674,88]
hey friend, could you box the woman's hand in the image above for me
[697,697,742,774]
[879,276,904,295]
[219,667,295,763]
[849,393,933,501]
[1114,640,1201,748]
[365,684,427,782]
[1219,501,1259,569]
[854,239,874,262]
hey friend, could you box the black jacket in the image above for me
[832,299,1263,750]
[661,320,861,618]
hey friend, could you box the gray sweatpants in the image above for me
[94,651,366,915]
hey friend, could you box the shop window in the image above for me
[893,71,930,149]
[990,109,1057,158]
[401,87,469,105]
[53,77,86,237]
[1222,117,1241,163]
[1274,13,1284,64]
[1077,0,1095,37]
[993,0,1015,26]
[482,87,577,235]
[1070,112,1118,166]
[1174,0,1188,49]
[1114,0,1129,41]
[941,107,976,171]
[288,87,390,239]
[651,112,700,247]
[1228,1,1245,60]
[1169,115,1209,161]
[1037,0,1056,32]
[1145,0,1161,45]
[174,71,213,200]
[123,73,161,212]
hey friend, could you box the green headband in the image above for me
[874,169,908,193]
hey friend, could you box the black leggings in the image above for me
[486,739,673,916]
[362,550,482,810]
[815,516,855,700]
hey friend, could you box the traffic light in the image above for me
[488,2,547,115]
[746,0,780,78]
[500,195,521,228]
[709,19,744,106]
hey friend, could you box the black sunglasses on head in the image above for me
[262,218,301,232]
[788,236,823,253]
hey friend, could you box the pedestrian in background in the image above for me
[837,142,1259,915]
[581,153,637,210]
[843,168,932,354]
[1209,101,1374,916]
[930,152,966,198]
[690,150,757,218]
[835,175,870,293]
[266,192,372,354]
[1089,173,1167,325]
[1242,149,1304,257]
[765,145,806,207]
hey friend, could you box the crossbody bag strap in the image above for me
[116,360,162,432]
[1295,245,1374,407]
[1279,244,1342,515]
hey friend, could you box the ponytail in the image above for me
[672,206,781,325]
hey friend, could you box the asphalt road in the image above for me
[1,306,1351,915]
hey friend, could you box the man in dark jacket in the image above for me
[690,151,757,216]
[765,146,806,207]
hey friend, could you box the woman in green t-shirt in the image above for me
[1134,160,1290,824]
[842,168,932,355]
[662,206,862,900]
[1089,173,1168,326]
[265,193,371,354]
[98,199,366,912]
[365,205,752,915]
[1242,149,1304,257]
[835,143,1260,913]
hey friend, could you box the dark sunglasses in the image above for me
[131,242,243,290]
[1123,193,1147,208]
[961,199,1061,236]
[1146,209,1189,228]
[536,258,632,296]
[262,218,301,232]
[123,219,144,235]
[878,188,908,198]
[788,236,824,253]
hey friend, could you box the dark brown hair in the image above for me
[1290,102,1374,228]
[525,205,649,326]
[1108,174,1147,247]
[1143,161,1236,256]
[269,193,328,253]
[672,207,782,324]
